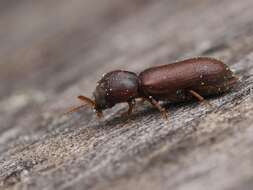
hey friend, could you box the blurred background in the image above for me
[0,0,147,99]
[0,0,150,136]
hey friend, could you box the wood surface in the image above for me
[1,0,253,189]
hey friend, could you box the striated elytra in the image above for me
[65,57,238,118]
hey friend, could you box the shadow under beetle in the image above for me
[65,57,238,118]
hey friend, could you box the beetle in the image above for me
[65,57,238,118]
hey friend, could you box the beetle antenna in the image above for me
[78,95,104,118]
[63,95,96,115]
[77,95,96,107]
[63,104,88,115]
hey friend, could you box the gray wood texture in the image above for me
[1,0,253,189]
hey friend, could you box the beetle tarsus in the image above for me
[96,110,104,118]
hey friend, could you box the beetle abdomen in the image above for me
[139,57,237,99]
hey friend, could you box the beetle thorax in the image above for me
[93,70,140,111]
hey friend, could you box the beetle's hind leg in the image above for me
[144,96,169,119]
[188,90,212,107]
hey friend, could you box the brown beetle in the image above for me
[65,57,238,118]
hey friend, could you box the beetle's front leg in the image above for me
[121,100,136,118]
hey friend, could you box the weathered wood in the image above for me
[1,0,253,189]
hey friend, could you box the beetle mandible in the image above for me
[65,57,238,118]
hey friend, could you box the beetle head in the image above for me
[64,70,139,118]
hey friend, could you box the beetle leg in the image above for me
[145,96,169,119]
[122,100,136,118]
[188,90,212,107]
[188,90,204,101]
[95,110,104,118]
[128,100,136,115]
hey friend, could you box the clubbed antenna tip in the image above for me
[63,95,97,116]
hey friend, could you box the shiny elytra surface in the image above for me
[139,57,237,99]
